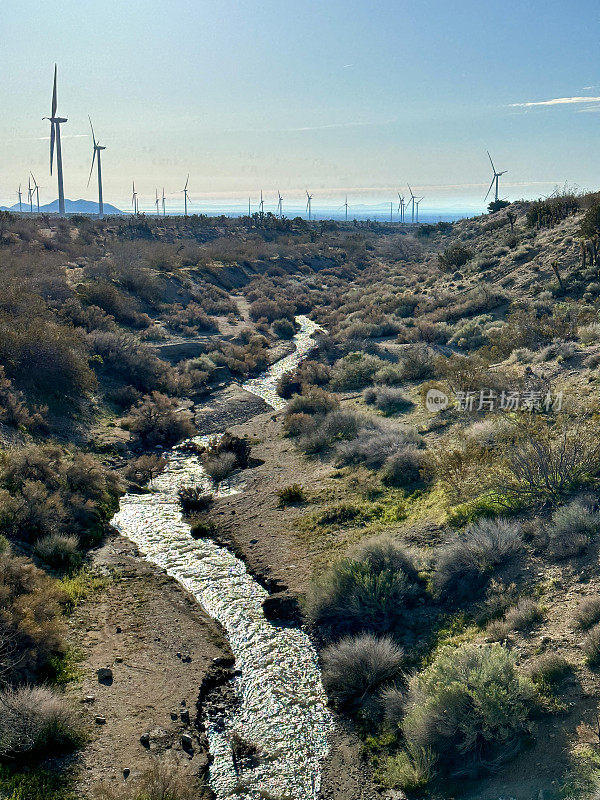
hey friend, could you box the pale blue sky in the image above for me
[1,0,599,212]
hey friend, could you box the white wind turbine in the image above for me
[87,117,106,217]
[407,185,416,222]
[306,190,313,221]
[181,174,191,217]
[277,190,283,218]
[131,181,138,215]
[258,189,264,215]
[27,177,33,213]
[414,195,424,223]
[17,184,23,213]
[155,189,160,217]
[397,192,406,222]
[485,151,508,204]
[344,194,349,222]
[30,173,41,212]
[43,64,67,216]
[162,187,166,216]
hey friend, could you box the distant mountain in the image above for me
[0,198,124,215]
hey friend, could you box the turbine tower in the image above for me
[30,173,40,212]
[390,201,394,222]
[155,189,160,217]
[131,181,138,215]
[277,191,283,218]
[258,189,264,216]
[485,151,508,204]
[87,117,106,218]
[43,65,67,216]
[162,187,166,216]
[17,185,22,213]
[344,194,349,222]
[407,185,416,223]
[181,174,191,217]
[306,190,313,221]
[27,178,33,213]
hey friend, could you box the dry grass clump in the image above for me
[34,533,81,572]
[574,597,600,631]
[92,762,199,800]
[321,633,404,713]
[375,744,438,792]
[544,499,600,560]
[584,624,600,667]
[486,597,544,640]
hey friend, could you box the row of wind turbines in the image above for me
[16,66,509,221]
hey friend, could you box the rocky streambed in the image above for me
[112,317,333,799]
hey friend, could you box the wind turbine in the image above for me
[258,189,264,216]
[162,187,166,217]
[485,151,507,204]
[306,190,313,221]
[344,194,349,222]
[87,117,106,218]
[277,190,283,218]
[181,174,191,217]
[390,201,394,222]
[414,195,424,223]
[30,173,40,212]
[43,64,67,216]
[27,177,33,213]
[17,185,23,213]
[407,185,416,223]
[397,193,406,222]
[155,189,160,217]
[131,181,138,215]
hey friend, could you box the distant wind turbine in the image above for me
[131,181,138,215]
[27,177,33,213]
[397,193,406,223]
[277,190,283,218]
[87,117,106,218]
[344,194,349,222]
[43,64,67,216]
[306,190,313,221]
[17,184,23,213]
[181,174,191,217]
[390,201,394,222]
[155,189,160,218]
[162,187,166,216]
[258,189,264,215]
[485,151,508,204]
[414,195,424,222]
[407,185,415,223]
[30,173,40,212]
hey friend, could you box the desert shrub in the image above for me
[350,536,421,582]
[402,643,534,776]
[285,388,339,416]
[321,633,404,713]
[177,487,213,515]
[204,432,251,469]
[297,410,362,454]
[305,541,421,640]
[488,598,544,639]
[272,318,295,339]
[580,201,600,239]
[277,359,331,398]
[283,412,313,437]
[434,519,522,602]
[438,243,473,270]
[278,484,305,504]
[544,500,600,559]
[398,344,435,380]
[92,762,198,800]
[375,745,437,791]
[125,454,166,486]
[578,322,600,344]
[189,515,216,538]
[533,340,577,363]
[584,624,600,667]
[330,352,387,391]
[364,386,412,415]
[124,392,195,447]
[0,686,81,761]
[380,447,424,488]
[335,427,421,470]
[203,452,237,484]
[527,194,579,229]
[34,534,81,572]
[574,597,600,630]
[528,653,571,687]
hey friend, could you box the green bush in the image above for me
[285,388,339,416]
[584,624,600,667]
[124,392,195,447]
[321,633,404,713]
[528,653,571,687]
[34,534,81,572]
[278,484,306,504]
[402,643,535,776]
[375,744,437,791]
[330,352,387,391]
[438,243,473,271]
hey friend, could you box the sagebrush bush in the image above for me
[124,392,195,447]
[277,484,305,504]
[402,644,534,776]
[335,426,421,470]
[305,540,421,640]
[487,597,544,639]
[528,653,571,687]
[0,686,81,761]
[297,410,362,454]
[92,762,198,800]
[203,452,237,484]
[364,386,412,415]
[584,624,600,667]
[34,534,81,572]
[177,487,213,515]
[285,388,339,416]
[321,633,404,713]
[544,500,600,559]
[375,744,437,791]
[574,597,600,631]
[330,352,387,390]
[380,447,424,488]
[434,519,522,602]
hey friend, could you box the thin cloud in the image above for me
[510,96,600,107]
[222,119,397,134]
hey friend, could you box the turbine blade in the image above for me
[88,116,96,146]
[487,150,496,172]
[87,148,96,186]
[484,177,495,201]
[185,174,189,190]
[51,64,57,117]
[50,122,55,175]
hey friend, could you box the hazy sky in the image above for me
[1,0,600,212]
